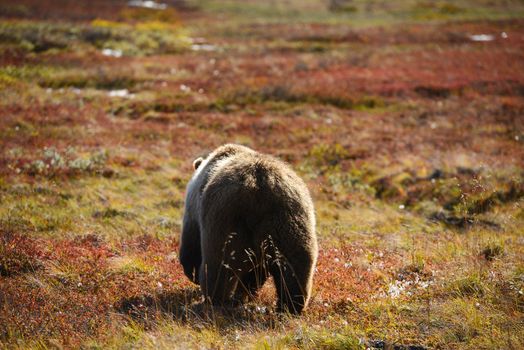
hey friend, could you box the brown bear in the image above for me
[179,144,318,314]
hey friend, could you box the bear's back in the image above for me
[202,151,315,233]
[206,152,309,203]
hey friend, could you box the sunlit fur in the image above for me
[180,144,318,314]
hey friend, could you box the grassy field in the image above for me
[1,0,523,348]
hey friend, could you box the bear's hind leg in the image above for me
[270,249,314,314]
[199,230,251,306]
[198,258,239,306]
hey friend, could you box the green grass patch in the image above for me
[216,86,386,111]
[0,19,190,56]
[0,65,141,89]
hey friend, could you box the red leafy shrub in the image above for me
[0,230,45,277]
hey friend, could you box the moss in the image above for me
[450,273,485,297]
[119,8,181,23]
[109,256,153,274]
[466,183,524,215]
[218,87,386,111]
[0,65,56,82]
[92,207,134,219]
[0,199,74,234]
[283,327,363,350]
[0,64,141,89]
[370,173,409,201]
[309,143,351,168]
[0,70,19,89]
[411,2,466,20]
[0,4,30,17]
[0,19,190,56]
[481,243,504,261]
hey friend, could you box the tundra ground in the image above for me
[1,1,523,349]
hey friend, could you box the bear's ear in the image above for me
[193,157,204,170]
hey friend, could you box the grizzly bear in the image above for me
[179,144,317,314]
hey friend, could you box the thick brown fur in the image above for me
[179,144,318,314]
